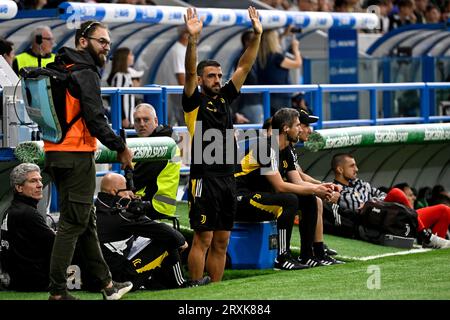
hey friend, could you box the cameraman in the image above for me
[95,173,209,289]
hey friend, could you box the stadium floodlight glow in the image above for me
[0,0,18,20]
[58,2,379,30]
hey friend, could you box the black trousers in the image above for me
[236,192,318,259]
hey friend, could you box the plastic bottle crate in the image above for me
[227,221,278,269]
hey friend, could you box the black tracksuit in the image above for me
[95,193,186,290]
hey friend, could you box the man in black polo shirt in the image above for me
[182,6,262,283]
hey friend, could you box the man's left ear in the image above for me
[15,185,23,193]
[79,37,88,49]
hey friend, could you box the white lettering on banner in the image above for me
[330,67,357,76]
[115,8,130,18]
[374,131,408,143]
[325,134,362,149]
[337,40,356,47]
[424,128,450,141]
[132,145,168,159]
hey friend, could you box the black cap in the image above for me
[298,109,319,124]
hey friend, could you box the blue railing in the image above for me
[102,82,450,133]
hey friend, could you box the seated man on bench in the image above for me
[235,108,336,270]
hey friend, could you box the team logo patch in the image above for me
[200,214,207,224]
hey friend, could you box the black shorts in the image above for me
[188,175,236,231]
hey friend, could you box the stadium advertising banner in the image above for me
[305,123,450,151]
[328,28,359,121]
[0,0,17,20]
[58,2,379,30]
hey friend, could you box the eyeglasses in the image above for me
[88,37,112,48]
[42,37,54,42]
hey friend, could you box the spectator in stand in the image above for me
[335,0,364,12]
[12,25,55,74]
[366,0,393,33]
[414,0,428,23]
[107,47,137,128]
[17,0,47,10]
[261,0,291,10]
[329,153,450,248]
[0,38,15,66]
[425,3,442,22]
[256,29,302,115]
[388,0,417,31]
[442,0,450,22]
[290,0,320,11]
[318,0,333,11]
[156,26,189,126]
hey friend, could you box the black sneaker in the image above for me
[324,243,338,256]
[319,254,345,266]
[298,257,324,268]
[274,252,310,270]
[186,276,211,287]
[102,281,133,300]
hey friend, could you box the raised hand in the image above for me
[184,7,203,37]
[248,6,262,35]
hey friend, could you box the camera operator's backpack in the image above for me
[20,62,91,143]
[358,200,418,248]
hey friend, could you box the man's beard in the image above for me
[287,133,299,144]
[86,42,107,68]
[203,84,221,97]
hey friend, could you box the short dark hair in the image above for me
[331,153,354,172]
[75,20,107,46]
[197,59,221,76]
[271,108,299,131]
[393,182,410,192]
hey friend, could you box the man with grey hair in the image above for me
[0,163,55,291]
[12,25,55,74]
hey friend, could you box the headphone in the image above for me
[35,34,42,45]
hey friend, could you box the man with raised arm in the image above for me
[182,6,262,283]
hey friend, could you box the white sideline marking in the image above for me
[337,247,432,261]
[178,223,433,262]
[289,245,431,261]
